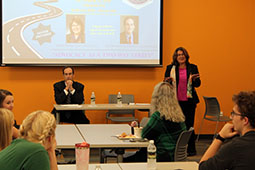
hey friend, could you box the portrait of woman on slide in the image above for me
[66,15,85,43]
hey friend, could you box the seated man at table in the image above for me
[199,91,255,170]
[52,66,90,124]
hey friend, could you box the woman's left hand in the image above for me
[46,137,58,170]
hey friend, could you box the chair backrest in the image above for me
[174,127,194,162]
[140,117,150,127]
[108,94,135,115]
[203,96,221,117]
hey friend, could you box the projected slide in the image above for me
[2,0,162,66]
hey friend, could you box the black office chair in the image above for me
[174,127,194,161]
[140,117,149,127]
[196,96,231,141]
[106,94,137,123]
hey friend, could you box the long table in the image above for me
[56,124,85,148]
[56,124,149,163]
[58,162,199,170]
[58,164,120,170]
[76,124,149,163]
[54,103,151,124]
[119,162,199,170]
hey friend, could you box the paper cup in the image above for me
[134,127,143,138]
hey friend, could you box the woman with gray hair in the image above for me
[0,110,58,170]
[125,82,186,162]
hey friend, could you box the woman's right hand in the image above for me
[164,77,173,83]
[131,121,138,127]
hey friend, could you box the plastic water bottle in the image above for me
[90,92,95,105]
[220,111,223,116]
[117,92,122,105]
[147,140,156,170]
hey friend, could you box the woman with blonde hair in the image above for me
[125,82,186,162]
[0,110,58,170]
[0,108,14,151]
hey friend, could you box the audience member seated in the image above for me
[0,108,14,151]
[0,89,19,138]
[0,110,58,170]
[124,82,186,162]
[199,91,255,170]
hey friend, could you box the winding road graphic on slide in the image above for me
[3,0,63,60]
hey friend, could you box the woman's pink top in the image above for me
[177,68,188,101]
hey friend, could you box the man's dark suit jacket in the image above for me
[120,32,138,44]
[53,80,89,124]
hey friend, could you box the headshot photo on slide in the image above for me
[66,15,85,43]
[120,16,139,44]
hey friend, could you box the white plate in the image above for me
[115,134,138,140]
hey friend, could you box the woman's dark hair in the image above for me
[0,89,13,108]
[69,16,84,34]
[171,47,190,66]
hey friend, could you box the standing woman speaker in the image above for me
[164,47,201,156]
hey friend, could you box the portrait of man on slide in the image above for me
[120,16,139,44]
[66,15,85,43]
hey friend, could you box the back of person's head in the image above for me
[150,82,185,122]
[172,47,190,66]
[0,89,13,108]
[232,91,255,128]
[0,108,14,151]
[19,110,56,145]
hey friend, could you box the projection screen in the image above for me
[1,0,163,66]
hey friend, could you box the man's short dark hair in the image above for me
[232,91,255,128]
[62,66,74,75]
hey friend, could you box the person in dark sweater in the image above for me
[199,91,255,170]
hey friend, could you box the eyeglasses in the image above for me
[177,54,185,57]
[230,111,243,117]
